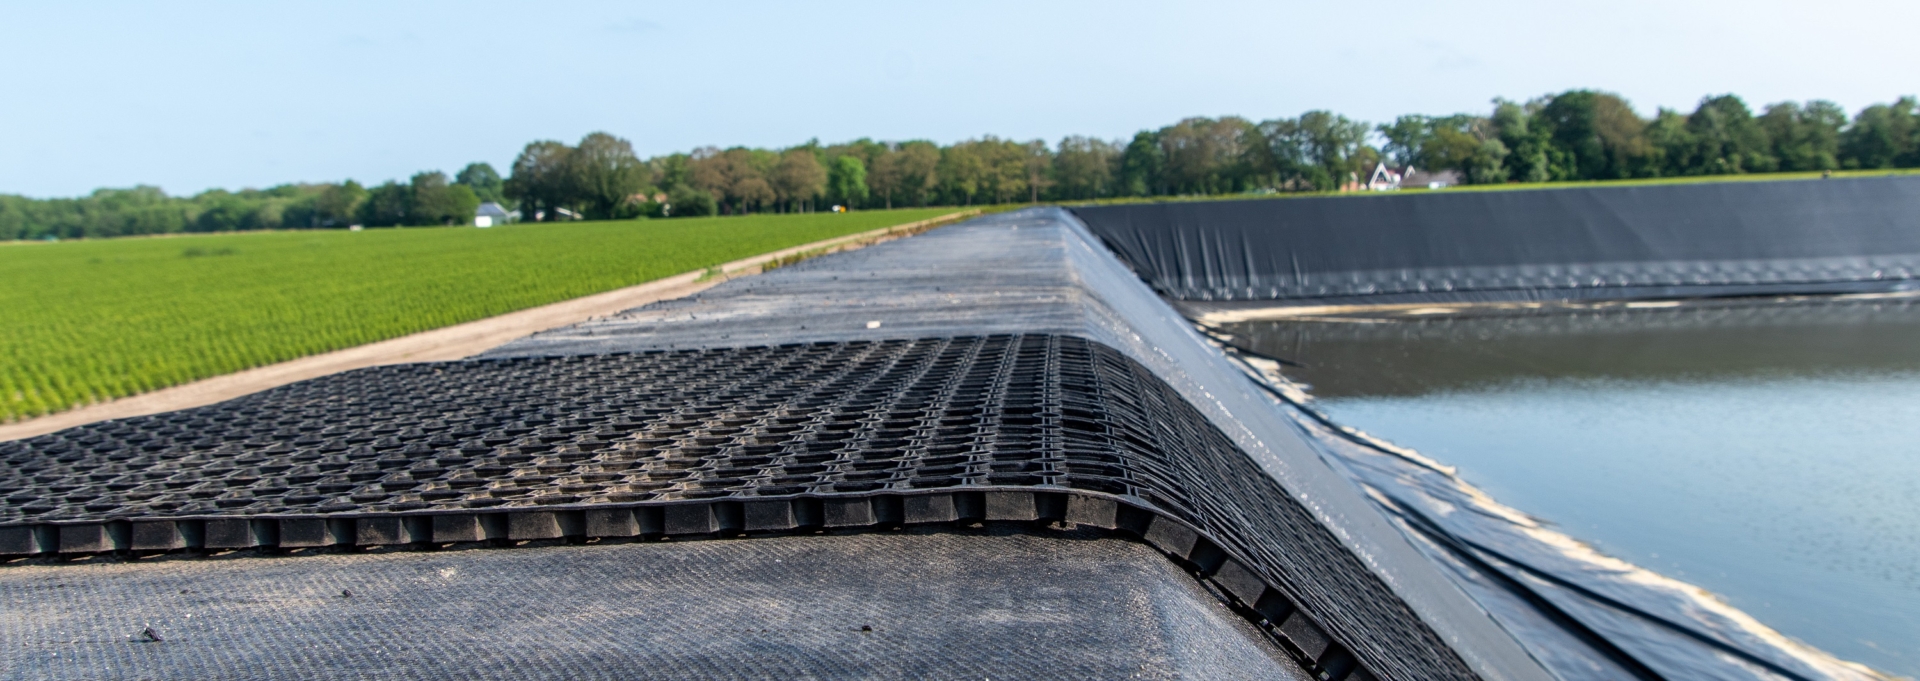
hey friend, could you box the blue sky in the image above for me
[3,0,1914,198]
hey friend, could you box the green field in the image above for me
[0,209,957,422]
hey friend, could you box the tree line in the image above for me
[0,169,502,240]
[6,89,1917,240]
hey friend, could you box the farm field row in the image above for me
[0,209,958,422]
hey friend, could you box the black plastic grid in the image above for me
[5,337,1106,519]
[1,335,1466,680]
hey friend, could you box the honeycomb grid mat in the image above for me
[2,335,1469,681]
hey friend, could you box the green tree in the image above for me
[1021,140,1054,202]
[183,189,291,233]
[568,132,649,219]
[313,180,367,227]
[1413,115,1494,174]
[825,138,886,207]
[1491,99,1553,183]
[1118,131,1165,196]
[894,141,941,207]
[867,145,903,209]
[653,153,694,194]
[1537,90,1652,180]
[1378,115,1432,168]
[75,186,192,235]
[1760,101,1845,171]
[1053,136,1119,200]
[689,146,779,214]
[735,149,780,213]
[967,137,1030,204]
[1248,118,1308,190]
[454,163,505,205]
[1841,97,1918,169]
[665,184,716,217]
[409,171,479,225]
[358,181,410,227]
[1466,139,1511,184]
[937,142,987,205]
[191,192,251,232]
[1295,110,1371,189]
[1686,95,1776,174]
[504,140,574,221]
[1642,108,1696,177]
[827,155,869,208]
[1157,117,1255,194]
[770,148,827,212]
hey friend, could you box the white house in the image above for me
[1366,164,1403,191]
[474,202,516,227]
[1364,163,1462,191]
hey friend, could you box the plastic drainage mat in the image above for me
[8,337,1155,521]
[1072,176,1920,305]
[0,528,1306,680]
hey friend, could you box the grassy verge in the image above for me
[0,209,957,422]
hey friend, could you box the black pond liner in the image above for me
[1073,176,1920,306]
[4,335,1446,681]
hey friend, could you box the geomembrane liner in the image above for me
[1074,176,1920,306]
[4,530,1308,681]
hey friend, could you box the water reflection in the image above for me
[1224,297,1920,677]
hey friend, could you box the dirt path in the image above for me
[0,210,979,442]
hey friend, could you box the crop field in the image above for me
[0,208,957,422]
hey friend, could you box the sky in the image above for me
[2,0,1915,198]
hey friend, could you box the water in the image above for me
[1225,299,1920,677]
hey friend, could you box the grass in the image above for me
[0,208,958,422]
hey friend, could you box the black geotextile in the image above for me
[3,530,1306,680]
[1075,175,1920,305]
[1,334,1467,680]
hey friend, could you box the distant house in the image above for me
[474,202,516,228]
[1404,167,1462,190]
[1366,164,1403,191]
[1363,163,1462,191]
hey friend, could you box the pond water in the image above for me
[1224,298,1920,677]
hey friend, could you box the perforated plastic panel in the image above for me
[7,336,1138,520]
[2,334,1465,680]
